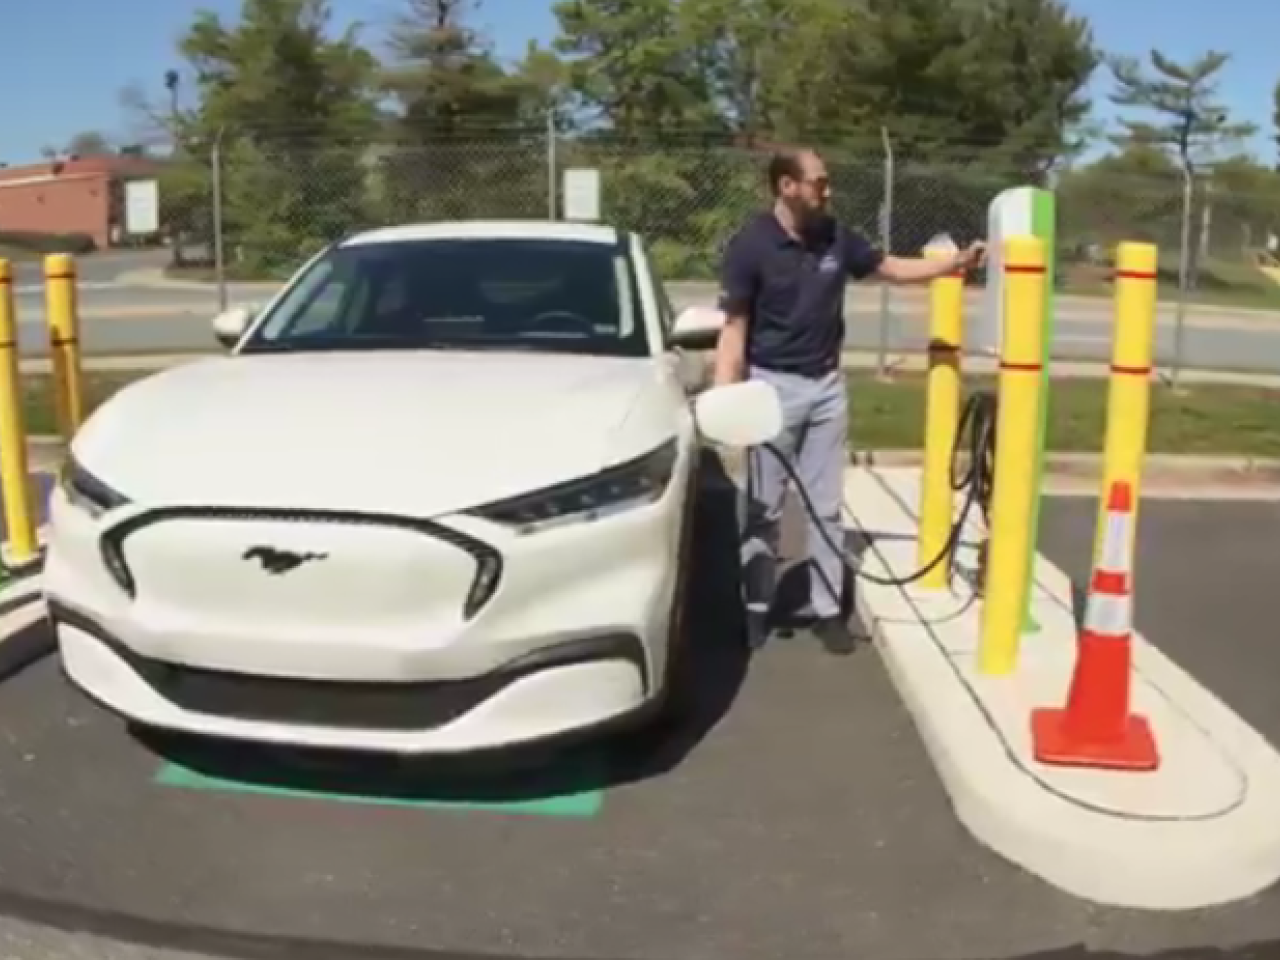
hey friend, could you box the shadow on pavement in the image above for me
[133,448,752,806]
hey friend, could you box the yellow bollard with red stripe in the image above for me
[1093,242,1158,570]
[0,259,38,565]
[978,236,1047,676]
[44,253,84,445]
[916,254,965,589]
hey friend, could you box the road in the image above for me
[8,267,1280,374]
[0,489,1276,960]
[8,248,170,292]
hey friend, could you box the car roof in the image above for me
[340,220,626,248]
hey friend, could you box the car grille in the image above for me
[50,601,648,731]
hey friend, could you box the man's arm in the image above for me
[875,248,984,284]
[841,223,985,285]
[712,234,757,386]
[712,314,748,386]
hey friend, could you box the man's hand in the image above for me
[954,240,987,272]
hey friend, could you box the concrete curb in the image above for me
[845,466,1280,910]
[851,450,1280,486]
[0,574,51,683]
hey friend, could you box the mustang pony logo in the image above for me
[242,545,328,575]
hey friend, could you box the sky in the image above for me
[2,0,1277,165]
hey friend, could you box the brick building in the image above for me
[0,153,162,250]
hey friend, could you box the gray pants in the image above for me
[740,366,847,623]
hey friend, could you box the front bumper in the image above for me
[43,472,692,754]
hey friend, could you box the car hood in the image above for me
[73,351,676,518]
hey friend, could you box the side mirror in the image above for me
[669,305,725,351]
[211,305,255,349]
[693,380,783,449]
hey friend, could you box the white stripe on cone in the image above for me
[1083,592,1131,635]
[1099,505,1134,576]
[1083,485,1136,637]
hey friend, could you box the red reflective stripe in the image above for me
[1116,270,1157,280]
[1110,363,1151,376]
[998,361,1042,372]
[1004,264,1046,274]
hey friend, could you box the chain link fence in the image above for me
[155,123,1280,371]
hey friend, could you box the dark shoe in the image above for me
[744,608,772,650]
[810,617,861,656]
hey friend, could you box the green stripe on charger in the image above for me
[155,760,605,818]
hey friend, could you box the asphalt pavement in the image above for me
[9,248,169,292]
[0,468,1278,960]
[9,271,1280,375]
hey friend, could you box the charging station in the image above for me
[980,186,1057,630]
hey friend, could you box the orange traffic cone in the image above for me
[1030,480,1160,771]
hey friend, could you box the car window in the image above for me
[243,237,651,359]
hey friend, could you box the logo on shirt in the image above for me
[819,254,839,273]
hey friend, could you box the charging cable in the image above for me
[755,390,998,606]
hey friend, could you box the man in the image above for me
[713,146,985,655]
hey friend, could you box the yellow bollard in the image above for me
[978,236,1047,676]
[44,253,84,444]
[1094,242,1158,568]
[916,258,965,589]
[0,260,38,565]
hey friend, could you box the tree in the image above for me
[956,0,1101,171]
[66,131,113,157]
[552,0,715,136]
[383,0,533,133]
[167,0,382,274]
[1108,50,1255,175]
[676,0,844,143]
[376,0,546,219]
[1057,142,1184,254]
[1107,50,1257,292]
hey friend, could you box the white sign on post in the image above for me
[123,179,160,235]
[562,168,601,222]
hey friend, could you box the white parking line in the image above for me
[14,282,121,296]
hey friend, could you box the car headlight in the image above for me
[59,455,131,518]
[467,439,679,534]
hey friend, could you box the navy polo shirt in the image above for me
[717,211,884,377]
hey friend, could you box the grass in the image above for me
[1060,258,1280,313]
[20,372,147,436]
[11,368,1280,459]
[851,372,1280,457]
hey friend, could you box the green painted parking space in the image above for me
[153,748,608,819]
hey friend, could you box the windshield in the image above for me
[239,236,650,358]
